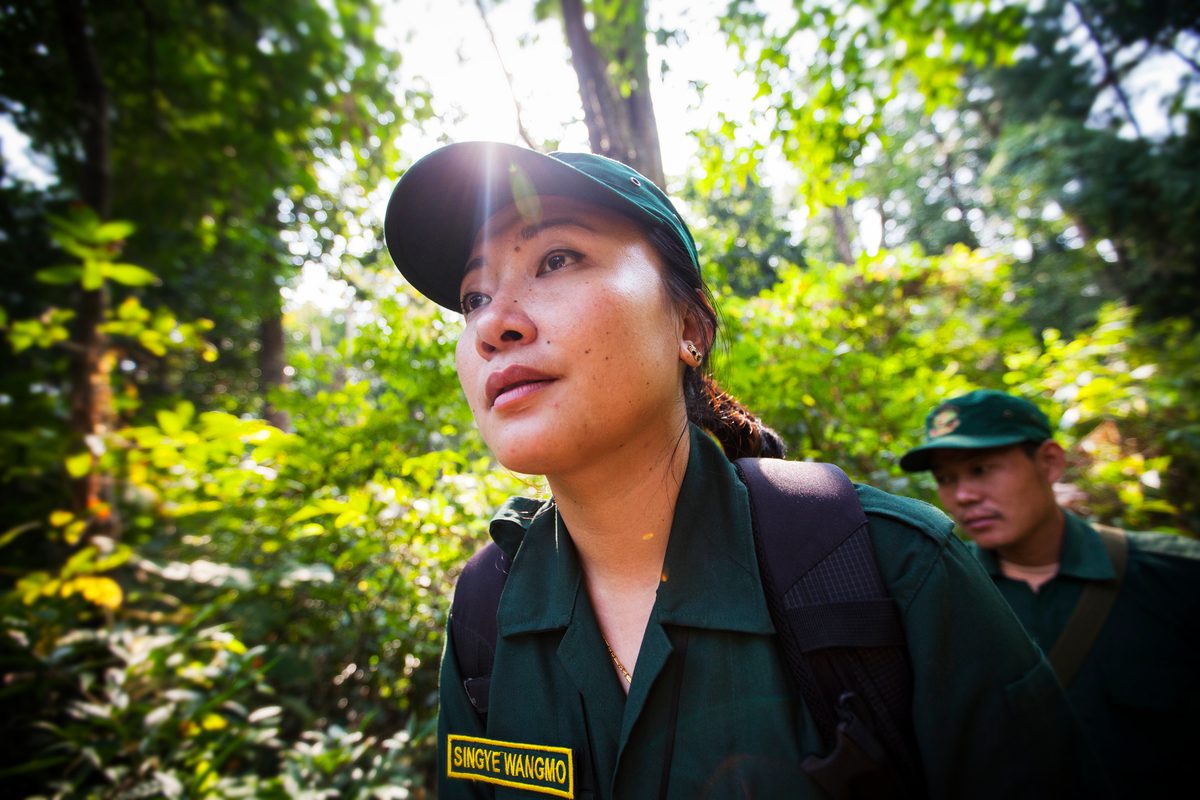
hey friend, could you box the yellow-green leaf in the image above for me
[94,220,136,242]
[103,263,160,286]
[63,576,123,610]
[35,265,84,285]
[82,259,103,290]
[157,409,184,436]
[65,452,92,478]
[64,520,88,545]
[200,713,228,731]
[0,521,40,549]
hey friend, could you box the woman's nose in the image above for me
[474,296,537,358]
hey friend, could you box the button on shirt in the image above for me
[971,512,1200,796]
[439,427,1090,799]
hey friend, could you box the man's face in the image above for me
[929,443,1064,558]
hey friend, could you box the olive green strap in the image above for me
[1048,525,1128,688]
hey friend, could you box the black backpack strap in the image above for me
[1048,524,1128,688]
[448,541,511,717]
[735,457,923,800]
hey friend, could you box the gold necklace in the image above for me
[554,503,633,685]
[602,635,633,684]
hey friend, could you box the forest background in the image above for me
[1,0,1197,797]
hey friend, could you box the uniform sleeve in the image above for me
[437,624,492,799]
[870,517,1111,799]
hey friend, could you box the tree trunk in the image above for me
[58,0,117,539]
[259,308,291,430]
[830,205,856,264]
[559,0,664,186]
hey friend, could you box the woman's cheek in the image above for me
[453,336,483,417]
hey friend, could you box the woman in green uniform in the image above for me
[383,142,1089,799]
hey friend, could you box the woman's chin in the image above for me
[480,418,579,477]
[485,439,556,477]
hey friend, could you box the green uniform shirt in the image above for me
[970,512,1200,796]
[439,427,1085,799]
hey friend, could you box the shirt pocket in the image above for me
[1002,655,1062,720]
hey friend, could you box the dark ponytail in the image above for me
[646,228,786,460]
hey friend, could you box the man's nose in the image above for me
[954,478,983,505]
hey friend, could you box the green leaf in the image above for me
[0,521,39,550]
[138,330,168,356]
[103,263,161,286]
[0,755,72,778]
[82,259,103,291]
[157,409,185,436]
[95,220,136,242]
[92,544,133,572]
[49,235,100,261]
[61,546,98,579]
[8,329,33,352]
[176,401,196,427]
[65,452,92,478]
[35,265,84,285]
[47,208,99,240]
[287,500,344,524]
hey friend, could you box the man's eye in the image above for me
[460,292,490,315]
[542,250,579,273]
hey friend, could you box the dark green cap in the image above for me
[899,389,1053,472]
[383,141,699,311]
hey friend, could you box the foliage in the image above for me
[718,246,1199,534]
[0,0,428,411]
[685,129,808,294]
[2,0,1198,796]
[717,0,1199,327]
[2,247,530,794]
[721,0,1027,205]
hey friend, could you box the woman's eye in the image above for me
[542,250,579,273]
[460,292,490,315]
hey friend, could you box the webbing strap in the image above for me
[1048,525,1128,688]
[735,458,866,742]
[789,600,906,652]
[735,458,923,799]
[449,541,510,715]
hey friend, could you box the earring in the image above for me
[684,341,704,366]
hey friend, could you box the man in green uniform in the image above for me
[901,389,1200,797]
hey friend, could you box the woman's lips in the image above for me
[486,365,556,409]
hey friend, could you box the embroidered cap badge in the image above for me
[928,407,960,438]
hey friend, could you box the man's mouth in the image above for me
[961,513,1001,532]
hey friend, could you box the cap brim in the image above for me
[384,142,635,310]
[898,433,1034,472]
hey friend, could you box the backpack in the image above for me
[448,459,925,799]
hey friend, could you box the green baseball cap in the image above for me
[383,141,699,311]
[899,389,1053,472]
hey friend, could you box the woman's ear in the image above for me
[681,289,715,353]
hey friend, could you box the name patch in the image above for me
[447,734,574,798]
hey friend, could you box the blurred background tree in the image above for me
[1,0,1196,796]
